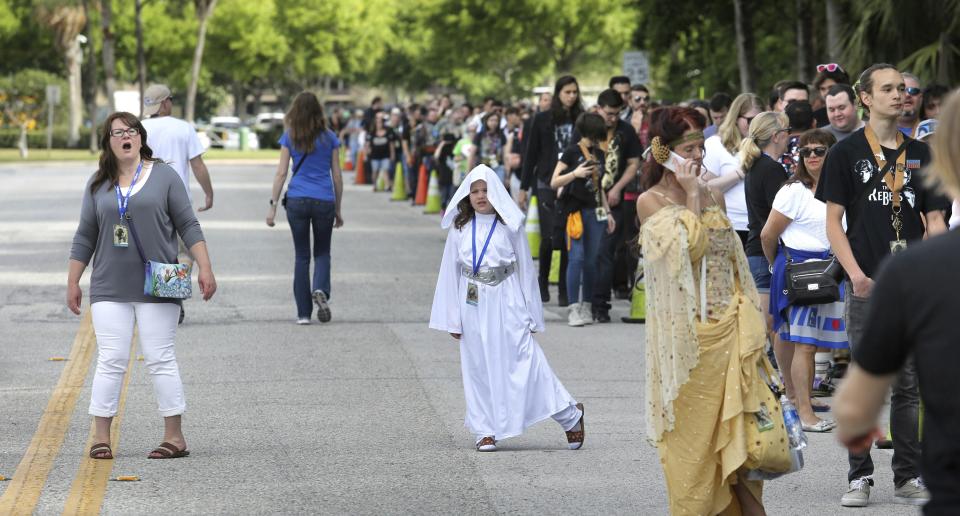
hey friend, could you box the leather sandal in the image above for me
[147,441,190,459]
[566,403,585,450]
[89,442,113,460]
[476,436,497,452]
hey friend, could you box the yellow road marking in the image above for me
[0,310,96,515]
[63,335,137,515]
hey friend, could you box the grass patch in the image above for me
[0,148,281,162]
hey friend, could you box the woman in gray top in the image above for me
[67,112,217,460]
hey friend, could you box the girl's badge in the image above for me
[113,224,129,248]
[466,282,479,306]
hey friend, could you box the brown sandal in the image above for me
[89,442,113,460]
[147,441,190,459]
[566,403,585,450]
[476,436,497,452]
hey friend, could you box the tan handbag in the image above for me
[743,356,793,473]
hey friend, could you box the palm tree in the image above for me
[841,0,960,84]
[36,2,86,147]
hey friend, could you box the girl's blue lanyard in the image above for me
[115,161,143,221]
[472,217,498,275]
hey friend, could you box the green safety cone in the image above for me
[423,170,442,214]
[548,249,560,284]
[622,260,646,323]
[391,162,406,201]
[526,195,540,259]
[375,171,387,192]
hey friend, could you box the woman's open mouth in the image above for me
[122,142,132,151]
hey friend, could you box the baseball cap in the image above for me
[143,84,171,117]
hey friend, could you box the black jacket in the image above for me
[521,110,575,191]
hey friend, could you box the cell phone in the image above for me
[582,160,596,167]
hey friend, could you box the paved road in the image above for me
[0,162,914,514]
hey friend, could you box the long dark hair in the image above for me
[91,112,157,194]
[453,195,505,230]
[549,75,584,126]
[640,107,706,191]
[789,129,836,188]
[285,91,328,154]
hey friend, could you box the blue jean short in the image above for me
[747,254,771,293]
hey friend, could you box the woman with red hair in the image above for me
[636,107,770,514]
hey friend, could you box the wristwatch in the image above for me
[269,199,277,206]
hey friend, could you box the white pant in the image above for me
[89,301,185,417]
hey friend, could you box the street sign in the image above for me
[622,51,650,86]
[45,85,61,106]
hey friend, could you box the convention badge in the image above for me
[466,282,479,306]
[595,207,608,222]
[889,239,908,254]
[112,224,129,248]
[755,402,775,433]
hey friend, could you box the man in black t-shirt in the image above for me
[818,63,948,508]
[834,230,960,515]
[576,89,642,322]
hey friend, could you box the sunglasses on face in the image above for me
[110,128,139,138]
[905,87,921,96]
[816,63,844,73]
[633,96,649,102]
[798,146,828,158]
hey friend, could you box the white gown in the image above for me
[429,212,578,440]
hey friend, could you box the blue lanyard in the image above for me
[471,217,498,275]
[115,161,143,221]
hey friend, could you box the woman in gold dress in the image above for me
[636,107,770,515]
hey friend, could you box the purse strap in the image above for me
[125,216,148,265]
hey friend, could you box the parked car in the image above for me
[205,116,259,150]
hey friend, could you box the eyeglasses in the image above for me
[632,96,650,103]
[109,128,139,138]
[816,63,844,73]
[798,146,828,158]
[905,87,921,96]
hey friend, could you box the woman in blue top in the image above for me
[267,92,344,324]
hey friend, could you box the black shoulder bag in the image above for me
[781,138,909,306]
[281,152,310,208]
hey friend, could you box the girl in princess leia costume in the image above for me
[430,165,584,452]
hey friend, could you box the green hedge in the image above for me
[0,127,94,149]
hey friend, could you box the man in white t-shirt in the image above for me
[141,84,214,324]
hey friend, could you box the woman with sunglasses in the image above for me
[760,129,847,433]
[702,93,765,248]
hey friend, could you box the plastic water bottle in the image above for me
[780,395,808,450]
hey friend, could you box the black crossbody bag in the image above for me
[782,139,909,305]
[281,152,310,208]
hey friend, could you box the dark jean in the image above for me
[592,199,638,311]
[567,208,606,304]
[747,254,771,293]
[845,282,921,487]
[285,197,335,319]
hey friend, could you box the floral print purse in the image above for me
[127,217,192,299]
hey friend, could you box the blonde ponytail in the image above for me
[738,111,788,174]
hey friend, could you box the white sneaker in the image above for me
[840,476,871,507]
[296,317,311,325]
[894,477,930,505]
[476,436,497,452]
[567,304,585,327]
[580,302,594,325]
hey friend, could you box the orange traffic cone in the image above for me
[414,163,429,205]
[354,151,367,185]
[343,152,353,171]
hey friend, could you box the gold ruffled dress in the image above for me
[641,204,769,515]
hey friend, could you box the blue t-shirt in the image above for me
[279,130,340,201]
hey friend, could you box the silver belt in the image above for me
[461,263,516,286]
